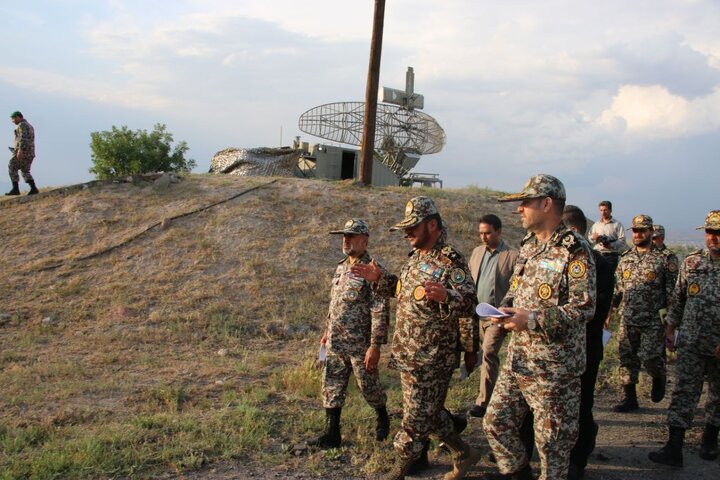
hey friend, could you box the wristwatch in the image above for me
[527,311,538,331]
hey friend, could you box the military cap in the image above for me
[629,214,653,230]
[498,174,566,202]
[329,218,370,235]
[652,225,665,238]
[697,210,720,230]
[10,111,22,118]
[390,196,439,231]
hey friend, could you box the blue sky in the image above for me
[2,1,719,242]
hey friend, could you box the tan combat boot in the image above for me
[439,432,481,480]
[380,454,414,480]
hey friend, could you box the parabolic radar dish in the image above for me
[298,102,446,155]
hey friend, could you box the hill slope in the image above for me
[0,174,523,478]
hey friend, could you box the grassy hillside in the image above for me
[0,174,526,479]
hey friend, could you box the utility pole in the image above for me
[359,0,385,185]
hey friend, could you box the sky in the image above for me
[2,0,719,243]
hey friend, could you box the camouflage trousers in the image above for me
[617,322,666,385]
[393,363,455,459]
[484,362,580,480]
[322,350,386,409]
[667,349,720,429]
[8,154,35,183]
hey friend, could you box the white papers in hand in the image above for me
[602,329,612,347]
[476,303,511,318]
[318,343,327,361]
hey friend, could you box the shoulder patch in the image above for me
[440,245,462,261]
[520,232,535,246]
[560,231,581,253]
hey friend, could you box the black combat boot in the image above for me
[381,454,415,480]
[407,441,430,474]
[308,407,341,449]
[27,180,39,195]
[613,384,639,412]
[699,423,719,460]
[5,181,19,196]
[648,426,684,467]
[440,432,481,480]
[482,464,533,480]
[375,406,390,441]
[651,375,666,403]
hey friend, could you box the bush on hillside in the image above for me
[89,123,196,179]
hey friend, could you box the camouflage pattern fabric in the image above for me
[483,223,596,480]
[9,119,35,183]
[498,173,566,203]
[614,246,674,326]
[657,245,679,289]
[665,248,720,429]
[375,240,475,458]
[617,322,666,384]
[322,251,389,408]
[326,252,389,355]
[485,361,581,480]
[322,350,387,409]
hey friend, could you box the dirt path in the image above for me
[181,374,720,480]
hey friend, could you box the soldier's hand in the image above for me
[321,333,327,345]
[16,150,23,161]
[497,307,528,331]
[364,346,380,372]
[423,281,448,303]
[350,259,381,282]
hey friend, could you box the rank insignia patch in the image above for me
[395,280,402,296]
[510,277,519,292]
[568,260,587,278]
[538,283,553,300]
[688,283,701,296]
[451,268,466,283]
[646,271,657,282]
[413,285,426,301]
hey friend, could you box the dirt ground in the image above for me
[178,370,720,480]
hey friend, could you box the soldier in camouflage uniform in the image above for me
[649,210,720,467]
[610,215,675,412]
[482,174,597,480]
[652,224,680,287]
[350,197,478,480]
[5,111,39,196]
[309,219,390,449]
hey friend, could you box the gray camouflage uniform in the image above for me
[666,210,720,429]
[322,219,389,409]
[614,215,674,386]
[9,117,35,183]
[483,174,597,480]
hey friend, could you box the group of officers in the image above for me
[309,173,720,480]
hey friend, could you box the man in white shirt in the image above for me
[589,200,626,271]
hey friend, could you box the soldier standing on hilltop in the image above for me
[652,224,680,286]
[5,111,39,196]
[308,219,390,449]
[350,196,479,480]
[649,210,720,467]
[482,174,596,480]
[609,215,675,413]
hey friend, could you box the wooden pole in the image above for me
[359,0,385,185]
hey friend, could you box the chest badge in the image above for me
[623,270,631,280]
[451,268,466,283]
[510,276,520,292]
[395,280,402,296]
[688,283,701,296]
[413,285,426,301]
[568,260,587,279]
[646,271,657,282]
[346,290,359,301]
[537,283,553,300]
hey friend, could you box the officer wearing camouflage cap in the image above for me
[482,174,597,480]
[609,214,674,414]
[308,218,391,449]
[649,210,720,467]
[652,224,679,286]
[350,196,479,480]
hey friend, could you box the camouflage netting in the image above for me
[209,147,302,177]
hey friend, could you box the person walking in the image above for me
[6,111,39,196]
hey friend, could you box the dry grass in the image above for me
[0,174,528,478]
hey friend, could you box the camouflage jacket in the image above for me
[376,241,475,372]
[501,223,596,377]
[614,245,674,326]
[14,119,35,158]
[667,249,720,355]
[658,245,680,287]
[326,252,390,356]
